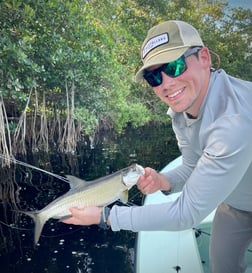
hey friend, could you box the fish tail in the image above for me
[18,210,46,245]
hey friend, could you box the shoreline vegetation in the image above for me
[0,0,252,166]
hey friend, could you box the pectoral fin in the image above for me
[120,190,128,204]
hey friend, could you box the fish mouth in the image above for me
[135,164,145,175]
[122,164,145,187]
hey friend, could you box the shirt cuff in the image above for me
[109,205,135,232]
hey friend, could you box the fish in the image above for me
[21,164,145,245]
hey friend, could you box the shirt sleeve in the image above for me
[162,153,198,193]
[162,119,202,193]
[109,115,252,232]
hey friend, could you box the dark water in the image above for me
[0,124,179,273]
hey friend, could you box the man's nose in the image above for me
[160,71,176,87]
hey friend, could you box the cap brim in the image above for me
[135,47,189,82]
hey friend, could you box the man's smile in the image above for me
[167,87,185,99]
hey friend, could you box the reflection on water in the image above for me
[0,124,179,273]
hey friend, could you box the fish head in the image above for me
[122,164,145,188]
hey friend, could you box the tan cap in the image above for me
[135,20,204,82]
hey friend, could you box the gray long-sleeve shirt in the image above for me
[110,69,252,232]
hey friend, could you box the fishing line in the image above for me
[131,186,146,205]
[116,188,144,207]
[0,154,69,183]
[0,219,84,240]
[0,219,31,231]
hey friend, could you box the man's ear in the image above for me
[199,47,212,69]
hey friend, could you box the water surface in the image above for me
[0,124,179,273]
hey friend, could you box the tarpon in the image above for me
[21,164,145,245]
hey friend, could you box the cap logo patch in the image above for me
[142,33,169,59]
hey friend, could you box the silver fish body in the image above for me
[22,164,145,244]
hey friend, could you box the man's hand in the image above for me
[137,167,171,194]
[61,206,102,226]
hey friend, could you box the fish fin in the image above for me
[65,175,88,189]
[120,190,128,204]
[58,214,72,222]
[18,210,46,245]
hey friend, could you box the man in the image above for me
[63,20,252,273]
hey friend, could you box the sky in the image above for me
[227,0,252,9]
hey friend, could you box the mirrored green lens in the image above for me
[163,57,187,77]
[143,56,187,87]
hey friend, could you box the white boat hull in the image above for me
[135,156,252,273]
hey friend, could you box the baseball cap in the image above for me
[135,20,204,82]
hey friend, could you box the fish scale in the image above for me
[21,164,145,245]
[40,178,128,219]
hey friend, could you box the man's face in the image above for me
[148,48,211,117]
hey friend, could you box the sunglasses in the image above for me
[143,47,202,87]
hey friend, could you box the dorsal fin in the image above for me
[65,175,88,189]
